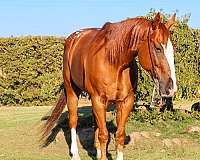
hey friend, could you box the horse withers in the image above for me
[41,13,177,160]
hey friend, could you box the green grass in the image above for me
[0,106,70,160]
[0,102,200,160]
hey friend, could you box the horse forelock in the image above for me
[103,18,151,64]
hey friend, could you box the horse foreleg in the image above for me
[91,96,108,160]
[67,89,80,160]
[93,111,101,159]
[116,94,134,160]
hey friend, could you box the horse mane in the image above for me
[100,18,151,64]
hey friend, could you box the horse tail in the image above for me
[41,90,67,145]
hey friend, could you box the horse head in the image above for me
[137,13,177,97]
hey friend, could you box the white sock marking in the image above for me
[71,128,80,159]
[116,150,123,160]
[96,149,101,159]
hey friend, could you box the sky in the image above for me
[0,0,199,37]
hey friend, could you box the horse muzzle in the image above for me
[159,78,176,97]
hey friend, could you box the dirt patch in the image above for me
[128,131,161,145]
[162,138,188,148]
[55,131,65,142]
[186,126,200,134]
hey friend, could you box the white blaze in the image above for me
[161,38,177,95]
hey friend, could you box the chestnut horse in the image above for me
[41,13,177,160]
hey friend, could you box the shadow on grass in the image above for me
[41,102,200,159]
[42,106,131,160]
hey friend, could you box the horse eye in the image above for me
[156,47,162,53]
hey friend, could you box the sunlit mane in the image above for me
[102,18,151,64]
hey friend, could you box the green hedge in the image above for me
[0,37,64,106]
[0,17,199,106]
[173,24,200,100]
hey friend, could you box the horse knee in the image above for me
[116,127,125,146]
[99,129,108,143]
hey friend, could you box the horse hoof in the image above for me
[71,155,80,160]
[96,149,101,159]
[116,150,123,160]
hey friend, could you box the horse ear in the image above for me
[152,12,161,30]
[165,13,176,30]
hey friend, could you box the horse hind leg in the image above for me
[66,85,81,160]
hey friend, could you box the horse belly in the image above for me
[71,57,85,89]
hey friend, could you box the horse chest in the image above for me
[104,67,135,101]
[114,70,134,100]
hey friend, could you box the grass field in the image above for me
[0,100,200,160]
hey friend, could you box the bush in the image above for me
[0,36,64,106]
[129,109,200,125]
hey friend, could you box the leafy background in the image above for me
[0,12,199,106]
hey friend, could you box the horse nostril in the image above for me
[166,90,170,95]
[168,78,173,90]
